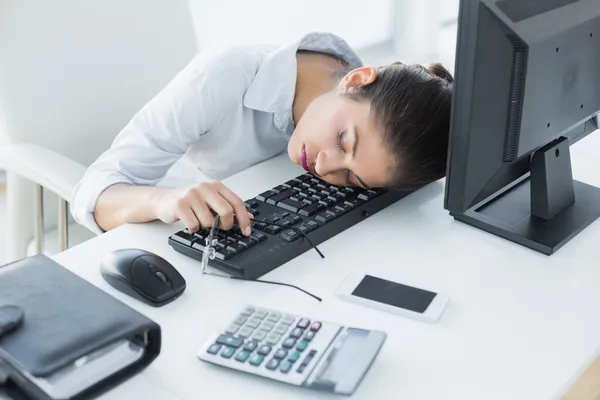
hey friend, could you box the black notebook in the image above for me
[0,254,161,400]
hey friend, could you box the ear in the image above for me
[337,66,377,92]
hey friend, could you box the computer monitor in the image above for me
[444,0,600,255]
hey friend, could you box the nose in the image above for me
[315,149,346,177]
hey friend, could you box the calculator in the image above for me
[197,305,387,395]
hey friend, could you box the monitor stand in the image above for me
[454,136,600,255]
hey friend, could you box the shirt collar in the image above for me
[243,32,363,138]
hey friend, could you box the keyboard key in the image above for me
[283,179,302,188]
[260,321,275,331]
[296,340,309,352]
[277,198,306,213]
[288,351,301,363]
[235,351,250,362]
[216,334,244,349]
[282,314,295,325]
[221,347,235,358]
[272,185,289,193]
[238,326,254,338]
[243,341,258,352]
[207,344,221,354]
[225,323,240,334]
[266,189,295,205]
[280,229,301,242]
[256,190,278,202]
[344,199,363,209]
[282,338,296,348]
[246,317,261,328]
[171,231,193,246]
[251,221,268,231]
[290,328,304,338]
[280,360,293,373]
[258,345,272,355]
[335,203,353,213]
[310,322,322,332]
[215,248,236,261]
[241,306,255,316]
[297,318,310,329]
[296,224,311,234]
[249,232,267,243]
[266,358,280,370]
[305,220,319,231]
[266,312,281,322]
[264,225,283,235]
[252,329,268,341]
[298,203,323,217]
[304,331,315,341]
[274,349,288,359]
[249,354,264,366]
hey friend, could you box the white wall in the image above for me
[189,0,393,50]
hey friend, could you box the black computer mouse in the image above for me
[100,248,186,307]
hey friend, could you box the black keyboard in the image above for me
[168,173,411,279]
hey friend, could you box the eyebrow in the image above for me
[350,127,370,190]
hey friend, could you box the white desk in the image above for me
[47,140,600,400]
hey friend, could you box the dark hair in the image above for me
[347,62,454,191]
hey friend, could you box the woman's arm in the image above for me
[71,52,228,234]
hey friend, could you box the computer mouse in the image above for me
[100,248,186,307]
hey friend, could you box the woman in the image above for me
[71,32,453,238]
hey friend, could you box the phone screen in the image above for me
[351,275,437,313]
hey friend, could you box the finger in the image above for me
[176,202,201,232]
[202,190,235,230]
[190,199,214,230]
[218,185,252,236]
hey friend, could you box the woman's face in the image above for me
[287,67,394,189]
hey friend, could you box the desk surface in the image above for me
[50,137,600,400]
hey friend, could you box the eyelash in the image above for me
[337,130,345,151]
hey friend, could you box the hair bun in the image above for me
[426,63,454,84]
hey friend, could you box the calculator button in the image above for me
[274,349,288,359]
[254,309,268,319]
[243,341,258,352]
[252,329,268,341]
[310,322,321,332]
[235,351,250,362]
[225,323,240,334]
[297,318,310,329]
[234,314,248,325]
[290,328,304,338]
[296,364,307,374]
[304,331,315,341]
[246,317,262,328]
[238,326,253,338]
[266,358,280,370]
[216,334,244,349]
[273,324,288,335]
[280,360,293,373]
[249,354,264,366]
[257,345,272,356]
[241,306,255,316]
[221,347,235,358]
[260,321,275,331]
[296,340,309,352]
[282,338,296,348]
[266,333,281,345]
[207,344,221,354]
[288,351,301,363]
[266,312,281,323]
[281,314,295,325]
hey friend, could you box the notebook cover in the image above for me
[0,254,160,377]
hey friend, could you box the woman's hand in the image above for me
[155,181,253,236]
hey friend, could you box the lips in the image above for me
[300,146,312,173]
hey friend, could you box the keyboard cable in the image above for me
[200,216,324,302]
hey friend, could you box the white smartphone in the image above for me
[336,272,449,323]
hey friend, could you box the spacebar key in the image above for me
[277,198,306,213]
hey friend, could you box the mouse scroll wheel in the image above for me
[147,264,168,283]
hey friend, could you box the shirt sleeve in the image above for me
[71,53,223,235]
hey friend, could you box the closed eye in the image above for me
[336,130,345,151]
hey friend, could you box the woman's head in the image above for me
[287,61,454,191]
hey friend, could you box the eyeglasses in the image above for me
[200,216,324,302]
